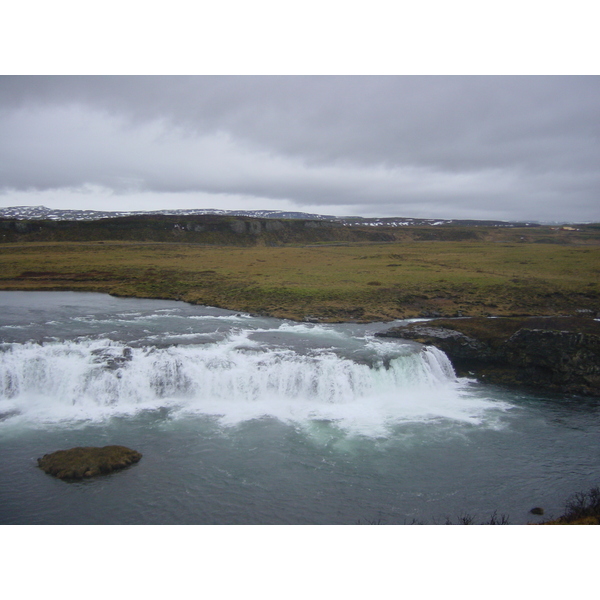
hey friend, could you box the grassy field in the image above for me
[0,239,598,321]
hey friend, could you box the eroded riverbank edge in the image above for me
[377,316,600,396]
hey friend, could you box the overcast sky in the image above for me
[0,76,598,222]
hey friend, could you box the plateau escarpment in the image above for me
[377,317,600,396]
[0,214,396,245]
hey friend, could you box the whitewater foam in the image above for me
[0,334,510,435]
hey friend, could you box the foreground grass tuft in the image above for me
[543,486,600,524]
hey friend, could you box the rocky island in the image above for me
[38,445,142,480]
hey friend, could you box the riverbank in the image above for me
[542,486,600,524]
[1,239,598,322]
[377,316,600,396]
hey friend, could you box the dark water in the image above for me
[1,291,599,524]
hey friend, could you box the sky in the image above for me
[0,75,598,222]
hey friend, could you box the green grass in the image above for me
[0,240,598,321]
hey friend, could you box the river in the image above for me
[1,291,598,524]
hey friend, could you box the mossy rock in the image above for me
[38,445,142,480]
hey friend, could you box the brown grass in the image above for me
[1,240,598,321]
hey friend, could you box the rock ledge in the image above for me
[377,317,600,396]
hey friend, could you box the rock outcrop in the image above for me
[38,445,142,480]
[377,317,600,396]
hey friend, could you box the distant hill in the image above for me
[0,205,565,228]
[1,210,598,246]
[0,213,396,245]
[0,205,339,222]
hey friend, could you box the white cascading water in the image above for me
[0,330,500,434]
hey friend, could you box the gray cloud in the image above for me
[0,76,598,221]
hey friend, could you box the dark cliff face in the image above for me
[502,329,600,395]
[377,317,600,396]
[0,215,396,245]
[378,325,494,361]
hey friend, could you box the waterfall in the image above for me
[0,336,484,431]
